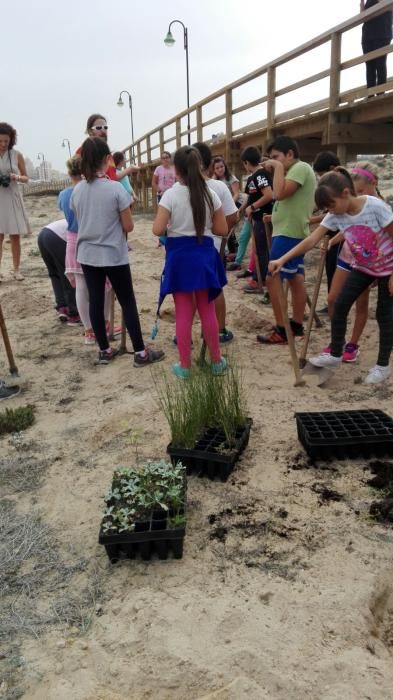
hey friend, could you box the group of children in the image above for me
[35,124,393,385]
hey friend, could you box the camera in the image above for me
[0,175,11,188]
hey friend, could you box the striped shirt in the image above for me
[322,196,393,277]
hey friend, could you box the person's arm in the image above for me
[212,206,228,237]
[245,186,273,218]
[230,180,240,202]
[152,173,159,195]
[152,205,170,236]
[269,225,330,275]
[237,194,249,216]
[10,153,28,184]
[328,231,344,248]
[120,207,134,234]
[263,160,299,200]
[116,165,139,181]
[226,213,238,230]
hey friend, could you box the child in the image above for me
[71,138,164,367]
[152,145,228,379]
[237,147,274,299]
[152,151,176,203]
[257,136,316,343]
[37,218,79,323]
[113,151,138,206]
[320,163,384,363]
[269,168,393,385]
[60,155,111,342]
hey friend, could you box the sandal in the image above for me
[13,271,24,281]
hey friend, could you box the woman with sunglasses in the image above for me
[77,114,139,182]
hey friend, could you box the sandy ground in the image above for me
[1,192,393,700]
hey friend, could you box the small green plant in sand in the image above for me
[101,459,186,535]
[0,405,35,437]
[156,354,247,449]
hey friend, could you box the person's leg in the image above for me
[173,292,194,368]
[376,55,387,85]
[349,289,369,346]
[235,220,251,264]
[105,265,145,352]
[327,267,350,319]
[215,292,226,332]
[253,219,269,282]
[10,235,21,275]
[45,229,78,316]
[37,228,66,309]
[288,273,306,325]
[80,265,107,349]
[366,58,377,88]
[75,273,93,332]
[195,289,221,363]
[330,270,373,357]
[375,277,393,366]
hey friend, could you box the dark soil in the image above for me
[311,482,344,505]
[367,460,393,524]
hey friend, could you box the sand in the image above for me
[1,191,393,700]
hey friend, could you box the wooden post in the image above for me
[225,90,233,165]
[159,128,164,155]
[329,32,342,110]
[267,67,276,143]
[196,106,203,142]
[146,135,151,165]
[337,143,348,165]
[176,118,181,149]
[136,141,141,166]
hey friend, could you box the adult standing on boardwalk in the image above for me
[361,0,393,89]
[0,122,30,281]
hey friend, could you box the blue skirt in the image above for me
[159,236,227,305]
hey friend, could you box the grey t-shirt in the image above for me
[71,178,131,267]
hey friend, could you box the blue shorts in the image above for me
[269,235,305,279]
[336,257,352,272]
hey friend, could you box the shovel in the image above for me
[0,301,19,376]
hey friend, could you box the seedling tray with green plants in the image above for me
[157,359,251,482]
[167,418,252,481]
[98,460,186,563]
[296,409,393,460]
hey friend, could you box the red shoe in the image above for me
[257,327,287,344]
[243,279,263,294]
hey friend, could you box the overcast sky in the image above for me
[4,1,380,171]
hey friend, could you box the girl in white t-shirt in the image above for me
[269,168,393,385]
[153,146,228,379]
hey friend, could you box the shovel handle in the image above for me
[300,237,329,365]
[276,278,305,387]
[0,302,18,375]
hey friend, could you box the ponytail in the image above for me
[174,146,214,239]
[80,137,110,183]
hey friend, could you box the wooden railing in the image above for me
[22,178,71,196]
[123,0,393,169]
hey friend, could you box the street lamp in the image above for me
[37,152,47,181]
[62,138,71,158]
[117,90,135,162]
[164,20,190,145]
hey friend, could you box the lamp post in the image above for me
[61,138,71,158]
[164,20,190,144]
[117,90,135,162]
[37,152,47,181]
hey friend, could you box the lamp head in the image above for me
[164,30,175,47]
[117,96,124,107]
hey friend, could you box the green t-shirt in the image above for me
[271,160,316,239]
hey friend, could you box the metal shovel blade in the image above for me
[301,361,333,387]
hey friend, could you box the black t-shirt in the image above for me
[245,168,273,220]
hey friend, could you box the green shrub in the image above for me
[0,405,35,436]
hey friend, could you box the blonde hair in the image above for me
[66,155,82,178]
[351,161,383,199]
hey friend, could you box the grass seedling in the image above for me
[0,405,35,437]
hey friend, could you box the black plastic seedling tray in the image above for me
[99,508,185,563]
[295,409,393,460]
[167,418,252,481]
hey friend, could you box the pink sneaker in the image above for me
[342,342,360,363]
[84,330,96,345]
[322,344,331,355]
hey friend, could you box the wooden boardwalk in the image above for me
[123,0,393,210]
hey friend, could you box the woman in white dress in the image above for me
[0,122,30,281]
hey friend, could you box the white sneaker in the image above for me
[309,353,342,368]
[364,365,391,385]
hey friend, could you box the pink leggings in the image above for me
[173,289,221,368]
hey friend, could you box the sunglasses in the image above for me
[93,125,108,131]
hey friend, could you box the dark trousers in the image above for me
[37,227,77,315]
[325,239,340,292]
[81,263,144,352]
[251,219,269,283]
[363,39,388,87]
[331,269,393,366]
